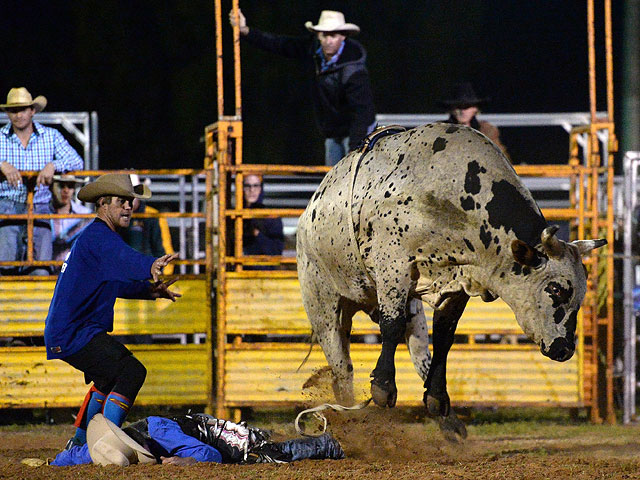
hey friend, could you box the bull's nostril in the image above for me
[541,338,575,362]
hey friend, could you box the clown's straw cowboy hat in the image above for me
[78,173,151,203]
[438,82,489,109]
[0,87,47,113]
[87,414,156,466]
[305,10,360,35]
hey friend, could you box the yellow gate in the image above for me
[0,169,214,411]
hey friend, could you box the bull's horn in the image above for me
[541,226,563,258]
[573,238,607,256]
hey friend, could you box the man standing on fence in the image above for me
[230,9,376,166]
[0,87,84,275]
[44,173,181,450]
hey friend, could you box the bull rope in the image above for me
[294,397,372,436]
[346,125,407,285]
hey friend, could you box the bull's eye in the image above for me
[544,281,573,307]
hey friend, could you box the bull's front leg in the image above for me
[370,286,409,408]
[424,292,469,442]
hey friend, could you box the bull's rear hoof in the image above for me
[371,382,397,408]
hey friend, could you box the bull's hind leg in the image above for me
[299,272,357,405]
[423,291,469,442]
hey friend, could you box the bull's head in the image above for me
[505,226,606,362]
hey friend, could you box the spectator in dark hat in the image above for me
[440,82,509,158]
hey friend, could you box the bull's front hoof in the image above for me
[425,393,449,417]
[370,380,397,408]
[438,411,468,443]
[425,393,467,443]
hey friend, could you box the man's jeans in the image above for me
[324,137,351,167]
[0,199,52,275]
[324,122,377,167]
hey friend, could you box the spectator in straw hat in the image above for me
[44,173,181,451]
[0,87,83,275]
[49,174,92,269]
[439,82,509,158]
[229,8,376,166]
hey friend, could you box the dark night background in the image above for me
[0,1,626,169]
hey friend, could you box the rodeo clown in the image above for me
[51,413,345,466]
[44,173,180,451]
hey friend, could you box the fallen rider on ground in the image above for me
[51,413,345,466]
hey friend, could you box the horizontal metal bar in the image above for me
[0,212,206,220]
[225,208,305,218]
[224,164,330,174]
[375,112,609,128]
[225,256,297,264]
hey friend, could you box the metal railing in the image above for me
[623,151,640,423]
[0,169,207,276]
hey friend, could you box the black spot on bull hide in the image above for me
[460,196,475,211]
[432,137,447,153]
[479,224,492,249]
[463,238,475,252]
[464,160,486,195]
[485,180,548,245]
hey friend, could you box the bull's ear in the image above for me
[511,239,544,268]
[572,238,607,256]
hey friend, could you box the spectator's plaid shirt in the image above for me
[0,121,83,204]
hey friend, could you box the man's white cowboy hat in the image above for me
[78,173,152,203]
[0,87,47,113]
[87,414,156,466]
[305,11,360,35]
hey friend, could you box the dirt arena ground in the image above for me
[2,406,640,480]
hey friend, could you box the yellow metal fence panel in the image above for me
[0,345,208,408]
[0,279,208,336]
[226,277,521,335]
[224,344,580,407]
[0,281,54,336]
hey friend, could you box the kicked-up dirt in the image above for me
[2,405,640,480]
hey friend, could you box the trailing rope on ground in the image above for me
[294,397,373,436]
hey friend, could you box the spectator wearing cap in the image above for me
[49,174,92,269]
[229,9,376,166]
[439,82,509,158]
[0,87,84,275]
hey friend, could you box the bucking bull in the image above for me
[296,123,606,441]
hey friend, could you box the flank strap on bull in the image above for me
[348,125,408,287]
[294,397,372,437]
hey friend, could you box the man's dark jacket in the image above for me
[244,29,376,150]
